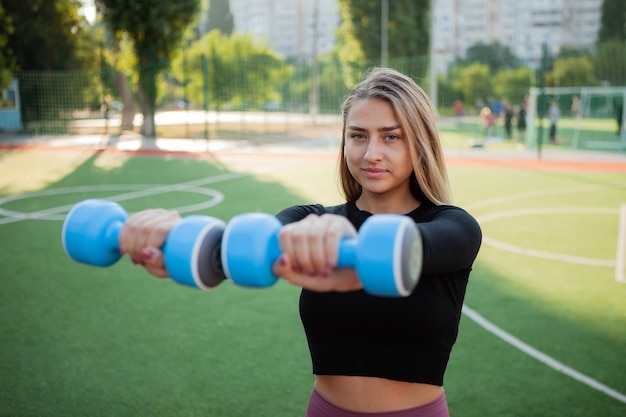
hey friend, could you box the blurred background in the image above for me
[0,0,624,151]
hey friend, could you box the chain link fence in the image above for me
[2,47,625,151]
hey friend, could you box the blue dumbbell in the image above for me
[221,213,423,297]
[62,199,227,290]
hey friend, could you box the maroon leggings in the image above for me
[304,386,450,417]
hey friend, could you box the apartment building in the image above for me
[228,0,602,71]
[229,0,340,61]
[432,0,603,72]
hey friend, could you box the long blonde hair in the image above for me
[339,67,453,205]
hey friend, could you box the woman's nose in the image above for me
[364,139,383,162]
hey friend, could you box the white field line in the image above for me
[0,186,225,222]
[482,236,616,267]
[464,185,606,211]
[616,203,626,283]
[0,172,245,225]
[0,161,299,225]
[477,207,619,267]
[462,304,626,404]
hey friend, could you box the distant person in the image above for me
[503,101,514,140]
[548,101,560,144]
[489,97,503,136]
[453,99,464,125]
[492,98,504,119]
[480,106,496,141]
[101,95,111,134]
[516,104,527,142]
[614,96,623,137]
[571,96,580,120]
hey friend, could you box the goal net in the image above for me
[526,86,626,151]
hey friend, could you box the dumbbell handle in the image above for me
[336,240,357,269]
[105,222,123,253]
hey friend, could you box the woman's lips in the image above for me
[362,168,387,179]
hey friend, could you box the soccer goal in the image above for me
[526,86,626,151]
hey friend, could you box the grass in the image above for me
[0,145,625,416]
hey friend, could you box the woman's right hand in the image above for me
[272,213,363,293]
[118,209,182,278]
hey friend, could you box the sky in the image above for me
[78,0,96,24]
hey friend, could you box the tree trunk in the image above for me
[137,84,155,137]
[115,72,135,132]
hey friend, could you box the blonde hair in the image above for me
[339,67,453,205]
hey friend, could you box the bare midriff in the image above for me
[315,375,444,412]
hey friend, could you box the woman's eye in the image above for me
[350,133,366,140]
[385,134,400,141]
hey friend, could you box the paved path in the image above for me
[2,132,626,173]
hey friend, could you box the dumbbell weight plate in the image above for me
[221,213,282,288]
[357,215,422,297]
[62,199,127,267]
[164,216,227,290]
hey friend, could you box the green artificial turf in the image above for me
[1,148,625,416]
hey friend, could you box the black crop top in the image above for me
[275,200,482,385]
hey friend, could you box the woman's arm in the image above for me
[417,207,482,275]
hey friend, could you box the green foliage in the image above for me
[4,0,97,71]
[558,46,593,59]
[492,67,534,104]
[335,0,367,87]
[454,42,523,73]
[2,0,100,129]
[593,41,626,86]
[551,56,598,87]
[452,63,491,106]
[0,3,15,90]
[434,73,460,110]
[336,0,430,86]
[17,71,97,131]
[316,52,350,113]
[169,31,288,111]
[598,0,626,43]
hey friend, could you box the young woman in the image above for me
[119,68,482,417]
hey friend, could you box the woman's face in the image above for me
[344,98,415,209]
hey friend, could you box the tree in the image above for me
[593,42,626,86]
[598,0,626,43]
[4,0,99,129]
[97,0,200,137]
[336,0,430,86]
[550,56,597,87]
[454,42,523,74]
[169,30,287,111]
[558,46,593,59]
[451,63,491,109]
[5,0,96,71]
[0,3,15,90]
[492,67,533,104]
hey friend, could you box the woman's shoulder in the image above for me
[415,203,480,228]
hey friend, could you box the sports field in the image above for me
[1,134,625,416]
